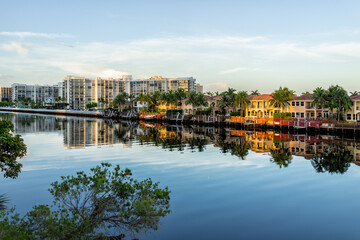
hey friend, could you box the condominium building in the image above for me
[11,83,61,104]
[130,76,168,96]
[62,75,196,109]
[195,83,203,93]
[0,86,12,101]
[62,75,131,109]
[130,76,196,97]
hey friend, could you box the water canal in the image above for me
[1,111,360,240]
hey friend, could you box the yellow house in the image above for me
[346,95,360,121]
[246,94,281,117]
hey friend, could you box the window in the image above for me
[296,112,299,117]
[347,114,351,120]
[311,112,314,117]
[292,102,295,106]
[292,113,295,118]
[301,113,304,118]
[296,102,299,106]
[301,102,304,106]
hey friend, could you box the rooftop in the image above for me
[249,94,273,101]
[350,95,360,100]
[293,94,313,101]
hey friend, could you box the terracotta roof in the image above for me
[249,94,272,101]
[204,95,222,101]
[350,95,360,100]
[293,94,313,101]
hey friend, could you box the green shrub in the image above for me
[195,109,212,115]
[273,112,291,119]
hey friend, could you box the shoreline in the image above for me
[0,107,103,118]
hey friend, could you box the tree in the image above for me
[0,194,8,211]
[174,89,187,108]
[219,88,237,113]
[235,91,250,117]
[350,91,359,96]
[312,87,328,118]
[0,120,27,178]
[196,92,208,109]
[321,85,353,121]
[301,91,310,96]
[328,85,352,121]
[185,91,199,114]
[137,92,162,112]
[85,102,98,109]
[269,87,295,113]
[0,163,171,239]
[185,92,208,114]
[113,92,129,111]
[250,90,260,96]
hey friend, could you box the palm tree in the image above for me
[174,88,187,109]
[113,92,129,111]
[301,91,310,96]
[325,85,352,121]
[250,90,260,96]
[196,92,209,109]
[185,91,199,114]
[220,88,237,113]
[137,92,162,112]
[0,193,8,210]
[312,87,328,119]
[269,87,295,113]
[329,85,352,121]
[350,91,359,96]
[235,91,250,116]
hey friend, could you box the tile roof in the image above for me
[350,95,360,100]
[249,94,273,101]
[293,94,313,101]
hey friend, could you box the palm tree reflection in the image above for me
[311,145,352,174]
[269,142,293,168]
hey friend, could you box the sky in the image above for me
[1,0,360,93]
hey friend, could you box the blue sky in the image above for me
[1,0,360,93]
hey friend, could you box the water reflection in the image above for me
[2,112,360,174]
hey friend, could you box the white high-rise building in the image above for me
[11,83,61,105]
[62,75,130,109]
[0,86,12,101]
[62,75,197,109]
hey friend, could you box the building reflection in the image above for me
[2,112,360,174]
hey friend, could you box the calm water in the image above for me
[1,112,360,240]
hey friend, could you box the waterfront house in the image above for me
[346,95,360,121]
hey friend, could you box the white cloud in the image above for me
[2,42,31,54]
[220,67,263,74]
[49,62,128,78]
[2,35,360,89]
[315,42,360,57]
[0,32,72,38]
[205,82,229,92]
